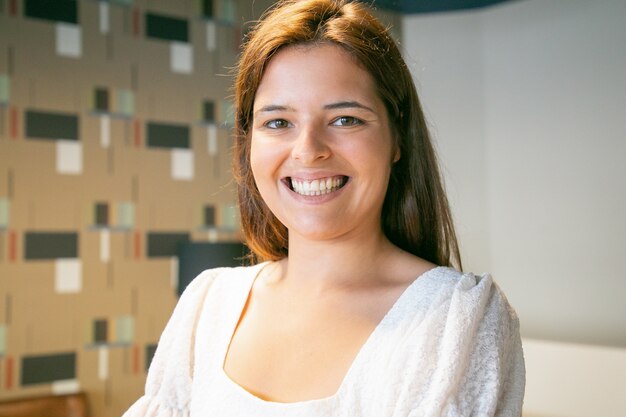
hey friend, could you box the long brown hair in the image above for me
[233,0,462,269]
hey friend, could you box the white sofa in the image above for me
[522,338,626,417]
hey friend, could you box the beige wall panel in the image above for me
[10,145,88,230]
[0,145,11,195]
[0,14,11,41]
[78,1,113,60]
[80,118,114,181]
[23,69,82,114]
[8,139,57,171]
[106,126,144,183]
[81,120,149,199]
[10,170,84,230]
[106,347,147,409]
[215,25,242,69]
[138,159,208,195]
[194,128,237,184]
[136,71,198,122]
[105,39,142,79]
[8,19,57,64]
[0,41,10,74]
[108,118,135,152]
[105,4,135,40]
[79,231,111,281]
[3,261,56,293]
[130,43,171,103]
[77,289,130,322]
[76,349,105,412]
[144,93,196,125]
[105,232,134,265]
[12,25,85,112]
[146,198,195,230]
[19,311,82,355]
[6,76,31,110]
[10,269,81,350]
[133,155,173,205]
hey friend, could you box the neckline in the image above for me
[219,262,443,407]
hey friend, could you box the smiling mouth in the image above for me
[286,176,348,196]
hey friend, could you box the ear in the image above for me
[393,148,401,163]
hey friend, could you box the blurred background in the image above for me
[0,1,624,416]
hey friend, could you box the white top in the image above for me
[124,263,525,417]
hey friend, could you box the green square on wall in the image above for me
[221,203,239,230]
[219,0,235,23]
[220,100,234,127]
[116,90,134,116]
[0,324,6,356]
[0,74,9,103]
[0,198,9,228]
[116,316,134,344]
[117,202,135,229]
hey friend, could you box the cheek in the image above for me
[250,137,289,224]
[250,136,284,193]
[250,136,271,178]
[251,133,289,164]
[344,133,396,170]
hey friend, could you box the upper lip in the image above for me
[282,171,348,181]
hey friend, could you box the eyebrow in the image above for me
[323,101,376,113]
[254,101,376,116]
[254,104,295,116]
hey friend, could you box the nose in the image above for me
[291,125,331,164]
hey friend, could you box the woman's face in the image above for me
[250,44,398,243]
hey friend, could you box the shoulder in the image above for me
[437,269,525,413]
[412,266,521,351]
[424,266,517,317]
[139,263,269,409]
[165,263,270,344]
[399,267,525,413]
[179,262,269,303]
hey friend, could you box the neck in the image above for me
[275,228,397,292]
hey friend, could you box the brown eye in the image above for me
[332,116,363,127]
[265,119,291,129]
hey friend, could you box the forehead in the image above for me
[254,44,380,109]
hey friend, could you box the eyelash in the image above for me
[263,116,364,129]
[264,119,291,129]
[331,116,363,127]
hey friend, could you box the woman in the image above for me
[124,1,525,416]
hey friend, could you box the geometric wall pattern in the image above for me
[0,0,276,415]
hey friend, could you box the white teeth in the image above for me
[291,176,346,196]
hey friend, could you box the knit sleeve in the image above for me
[455,276,526,417]
[122,268,225,417]
[408,273,525,417]
[446,275,525,417]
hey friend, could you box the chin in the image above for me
[282,220,346,242]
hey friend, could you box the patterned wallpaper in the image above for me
[0,1,399,416]
[0,0,273,415]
